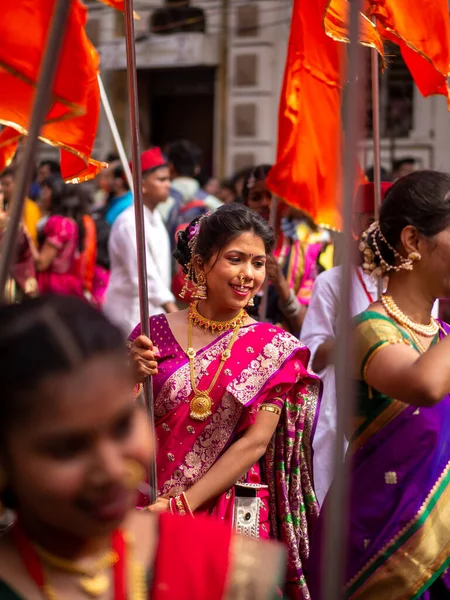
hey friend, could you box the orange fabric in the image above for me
[23,199,41,246]
[266,0,345,231]
[98,0,124,10]
[369,0,450,107]
[324,0,384,58]
[0,0,105,182]
[78,214,97,293]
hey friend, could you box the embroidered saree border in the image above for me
[346,461,450,599]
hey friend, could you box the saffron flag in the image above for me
[324,0,384,59]
[266,0,346,230]
[98,0,125,10]
[370,0,450,107]
[0,0,105,182]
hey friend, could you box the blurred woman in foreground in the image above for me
[0,295,284,599]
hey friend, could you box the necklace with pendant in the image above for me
[13,525,146,600]
[187,314,242,421]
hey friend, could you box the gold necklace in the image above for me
[381,295,439,337]
[187,316,241,421]
[188,301,248,332]
[35,545,118,598]
[35,532,145,600]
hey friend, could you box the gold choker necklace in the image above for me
[34,544,118,597]
[381,295,439,338]
[188,301,248,333]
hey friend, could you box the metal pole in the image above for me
[371,16,383,298]
[0,0,72,296]
[123,0,157,503]
[260,196,279,322]
[98,74,134,191]
[323,0,364,598]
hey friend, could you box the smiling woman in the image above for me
[0,295,286,600]
[129,203,322,599]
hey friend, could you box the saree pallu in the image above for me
[129,314,321,600]
[308,313,450,600]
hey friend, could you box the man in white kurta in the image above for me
[301,182,393,505]
[104,148,178,336]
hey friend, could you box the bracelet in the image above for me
[169,497,176,515]
[259,403,282,416]
[180,492,195,518]
[133,383,143,400]
[174,495,186,515]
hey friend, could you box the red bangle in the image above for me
[168,497,175,515]
[180,492,194,518]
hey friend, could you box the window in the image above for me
[234,54,258,87]
[234,104,257,137]
[236,4,259,37]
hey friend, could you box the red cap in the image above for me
[354,182,393,213]
[140,147,167,173]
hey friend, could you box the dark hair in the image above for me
[0,297,124,432]
[368,170,450,269]
[0,166,15,179]
[241,164,272,204]
[167,140,202,178]
[105,152,120,163]
[0,296,126,507]
[173,203,275,276]
[42,177,87,253]
[38,160,61,176]
[392,157,416,173]
[365,165,392,183]
[112,164,130,191]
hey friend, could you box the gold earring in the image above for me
[124,460,145,490]
[409,251,421,262]
[247,296,255,307]
[179,260,192,299]
[193,270,207,300]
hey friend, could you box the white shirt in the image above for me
[104,205,175,336]
[302,266,439,505]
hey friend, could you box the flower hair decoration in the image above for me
[359,221,417,277]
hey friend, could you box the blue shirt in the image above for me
[105,191,133,226]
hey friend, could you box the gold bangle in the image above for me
[258,403,282,416]
[180,492,195,518]
[133,383,143,400]
[174,495,186,516]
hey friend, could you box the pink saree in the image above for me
[129,314,321,599]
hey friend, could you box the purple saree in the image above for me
[129,313,321,599]
[308,312,450,600]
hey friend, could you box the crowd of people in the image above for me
[0,142,449,599]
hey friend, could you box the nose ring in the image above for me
[239,273,245,286]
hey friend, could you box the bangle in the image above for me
[174,495,186,515]
[133,383,143,400]
[258,403,282,416]
[169,497,175,515]
[180,492,195,518]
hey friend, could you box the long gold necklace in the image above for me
[187,315,241,421]
[381,295,438,337]
[35,545,118,597]
[188,301,247,332]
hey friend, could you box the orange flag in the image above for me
[266,0,345,230]
[0,0,105,182]
[324,0,384,59]
[370,0,450,107]
[98,0,125,10]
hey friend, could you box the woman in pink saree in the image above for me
[129,204,321,599]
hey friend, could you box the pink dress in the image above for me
[37,215,84,297]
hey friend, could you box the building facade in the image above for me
[85,0,450,179]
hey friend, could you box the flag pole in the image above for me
[123,0,158,503]
[98,74,134,191]
[0,0,71,297]
[322,0,364,597]
[371,16,383,299]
